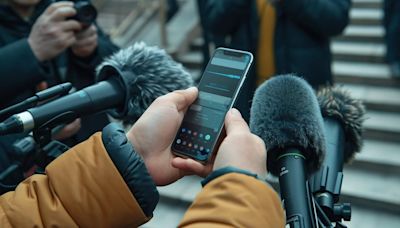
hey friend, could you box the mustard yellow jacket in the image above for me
[0,132,285,227]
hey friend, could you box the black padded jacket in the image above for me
[102,123,159,217]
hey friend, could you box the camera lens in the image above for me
[74,2,97,25]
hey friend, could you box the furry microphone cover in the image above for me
[317,86,366,163]
[250,75,326,176]
[96,42,194,124]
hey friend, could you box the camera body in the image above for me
[69,0,97,26]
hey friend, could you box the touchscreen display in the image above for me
[172,49,252,162]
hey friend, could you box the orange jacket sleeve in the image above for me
[179,173,285,228]
[0,133,148,228]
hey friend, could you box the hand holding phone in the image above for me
[172,48,253,163]
[172,108,267,179]
[126,87,202,186]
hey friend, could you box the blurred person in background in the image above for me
[0,87,285,227]
[0,0,118,186]
[167,0,179,21]
[384,0,400,78]
[204,0,350,121]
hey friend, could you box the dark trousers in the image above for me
[384,0,400,63]
[167,0,179,21]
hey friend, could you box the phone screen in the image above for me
[172,48,253,162]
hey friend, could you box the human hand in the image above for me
[126,87,212,186]
[174,109,267,178]
[34,81,81,140]
[71,24,98,57]
[216,109,267,177]
[28,1,82,61]
[35,81,48,91]
[52,118,82,141]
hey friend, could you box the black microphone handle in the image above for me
[278,148,316,228]
[0,83,72,121]
[29,77,124,128]
[310,117,345,219]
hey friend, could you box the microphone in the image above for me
[0,82,72,121]
[0,42,193,135]
[317,86,365,163]
[250,75,325,228]
[310,86,365,221]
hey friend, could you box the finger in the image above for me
[44,1,74,15]
[64,33,77,48]
[172,157,211,177]
[49,6,76,22]
[163,87,198,111]
[73,33,97,47]
[224,108,250,135]
[66,118,81,131]
[59,20,82,32]
[76,25,97,39]
[74,118,82,128]
[36,81,48,91]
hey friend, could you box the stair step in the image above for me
[333,61,400,87]
[177,51,203,69]
[352,0,383,9]
[339,83,400,112]
[341,165,400,214]
[141,196,190,228]
[190,37,205,52]
[164,0,200,57]
[97,13,121,34]
[364,111,400,143]
[332,41,385,63]
[113,7,158,48]
[157,176,202,204]
[333,61,390,79]
[351,140,400,173]
[270,163,400,215]
[97,0,148,37]
[343,204,400,228]
[335,25,384,43]
[350,8,383,25]
[125,0,200,57]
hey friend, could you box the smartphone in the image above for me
[172,47,253,163]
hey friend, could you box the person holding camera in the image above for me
[0,0,118,182]
[0,87,285,227]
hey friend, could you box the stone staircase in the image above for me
[334,1,400,226]
[96,0,200,57]
[96,0,400,227]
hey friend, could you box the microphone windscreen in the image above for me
[317,86,366,163]
[250,75,325,176]
[96,42,194,124]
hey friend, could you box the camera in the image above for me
[69,1,97,26]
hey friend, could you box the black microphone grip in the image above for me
[278,148,316,228]
[29,78,124,127]
[310,117,345,219]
